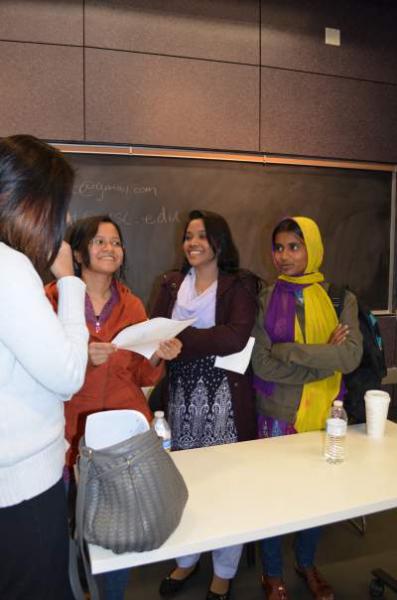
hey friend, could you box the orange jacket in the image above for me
[46,279,163,466]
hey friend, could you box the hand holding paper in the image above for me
[89,342,117,366]
[112,317,195,359]
[154,338,183,362]
[214,337,255,374]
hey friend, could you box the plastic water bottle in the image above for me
[152,411,172,451]
[324,400,348,464]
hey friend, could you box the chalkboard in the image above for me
[68,154,393,311]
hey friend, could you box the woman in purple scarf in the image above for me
[252,217,362,600]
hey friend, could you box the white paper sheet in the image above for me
[85,410,150,450]
[111,317,196,359]
[214,336,255,374]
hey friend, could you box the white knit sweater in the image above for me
[0,242,88,507]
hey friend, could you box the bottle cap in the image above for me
[333,400,343,407]
[154,410,165,418]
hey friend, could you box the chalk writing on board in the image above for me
[70,206,180,228]
[137,207,180,225]
[78,181,158,201]
[68,155,392,309]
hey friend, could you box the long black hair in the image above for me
[181,209,239,273]
[0,134,74,276]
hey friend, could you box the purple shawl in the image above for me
[253,279,309,397]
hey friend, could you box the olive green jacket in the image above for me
[251,283,363,425]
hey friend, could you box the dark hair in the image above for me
[272,218,304,246]
[0,134,74,276]
[66,214,126,280]
[181,209,239,273]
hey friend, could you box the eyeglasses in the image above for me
[90,237,123,248]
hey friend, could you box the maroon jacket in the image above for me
[151,269,259,442]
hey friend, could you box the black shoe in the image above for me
[206,580,232,600]
[159,562,200,596]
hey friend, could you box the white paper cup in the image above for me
[364,390,391,438]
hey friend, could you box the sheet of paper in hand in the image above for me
[214,336,255,374]
[112,317,196,358]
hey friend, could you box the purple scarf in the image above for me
[253,279,309,397]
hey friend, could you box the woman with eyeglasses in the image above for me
[46,213,181,599]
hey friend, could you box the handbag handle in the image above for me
[71,449,101,600]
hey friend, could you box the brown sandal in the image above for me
[295,565,334,600]
[261,575,289,600]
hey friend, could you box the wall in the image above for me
[1,0,397,161]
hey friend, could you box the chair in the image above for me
[245,541,256,567]
[369,568,397,598]
[349,515,367,535]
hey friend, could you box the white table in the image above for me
[89,421,397,574]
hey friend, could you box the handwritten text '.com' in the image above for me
[78,181,158,200]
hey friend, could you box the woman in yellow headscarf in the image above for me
[252,217,362,600]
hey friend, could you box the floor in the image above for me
[122,508,397,599]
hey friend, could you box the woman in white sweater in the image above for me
[0,135,89,599]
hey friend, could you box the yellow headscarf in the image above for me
[279,217,341,431]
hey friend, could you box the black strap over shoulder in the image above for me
[327,283,387,424]
[327,283,347,318]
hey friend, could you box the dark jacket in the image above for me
[151,269,259,442]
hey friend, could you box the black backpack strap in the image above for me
[327,284,347,319]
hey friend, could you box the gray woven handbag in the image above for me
[75,428,188,555]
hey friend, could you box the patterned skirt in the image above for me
[168,356,238,451]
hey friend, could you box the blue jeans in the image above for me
[101,569,131,600]
[260,526,322,577]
